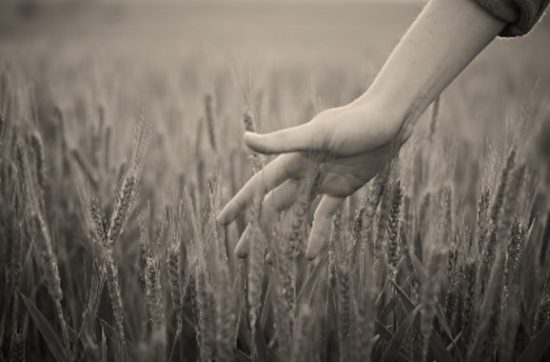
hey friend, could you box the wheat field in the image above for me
[1,2,550,361]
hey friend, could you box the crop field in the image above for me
[1,2,550,361]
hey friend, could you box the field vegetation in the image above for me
[1,2,550,361]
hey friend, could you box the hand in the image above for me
[218,0,506,260]
[217,100,408,260]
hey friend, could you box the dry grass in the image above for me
[1,4,550,361]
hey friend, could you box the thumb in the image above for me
[244,122,322,155]
[306,195,344,260]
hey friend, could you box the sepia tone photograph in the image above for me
[0,0,549,361]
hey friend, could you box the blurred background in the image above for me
[1,0,549,171]
[1,0,549,142]
[1,1,550,361]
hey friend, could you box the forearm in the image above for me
[355,0,506,138]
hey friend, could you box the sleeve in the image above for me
[473,0,550,36]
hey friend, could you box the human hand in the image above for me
[217,100,409,260]
[217,0,507,260]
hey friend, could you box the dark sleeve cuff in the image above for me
[474,0,549,37]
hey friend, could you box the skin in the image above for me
[217,0,507,260]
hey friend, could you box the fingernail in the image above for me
[234,249,248,259]
[305,251,316,261]
[216,213,225,224]
[305,244,317,260]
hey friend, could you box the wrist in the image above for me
[351,88,414,145]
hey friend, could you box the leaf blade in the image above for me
[20,293,71,362]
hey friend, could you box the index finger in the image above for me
[216,153,304,224]
[306,195,345,260]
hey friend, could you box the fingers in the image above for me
[306,195,344,260]
[234,179,299,258]
[259,179,299,225]
[244,122,323,155]
[217,154,302,224]
[234,225,254,259]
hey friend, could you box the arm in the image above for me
[354,0,506,143]
[218,0,514,259]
